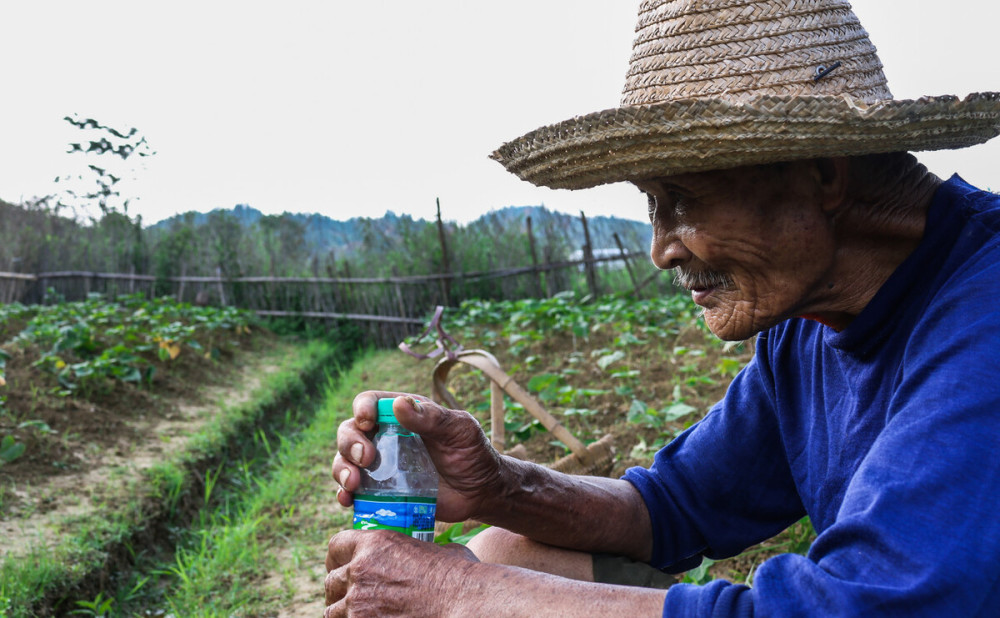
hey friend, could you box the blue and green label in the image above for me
[353,495,437,541]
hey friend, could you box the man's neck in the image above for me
[799,167,941,331]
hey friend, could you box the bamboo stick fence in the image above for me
[0,250,663,345]
[1,206,668,345]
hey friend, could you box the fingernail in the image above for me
[407,396,423,412]
[339,468,350,487]
[350,442,363,464]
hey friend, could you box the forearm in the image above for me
[475,455,654,562]
[455,560,666,617]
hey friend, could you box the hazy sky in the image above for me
[1,1,997,225]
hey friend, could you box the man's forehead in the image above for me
[633,160,809,186]
[632,166,762,193]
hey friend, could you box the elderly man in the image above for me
[326,0,1000,615]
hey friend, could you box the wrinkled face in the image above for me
[635,163,837,341]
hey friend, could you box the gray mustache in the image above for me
[673,269,734,290]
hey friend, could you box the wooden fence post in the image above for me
[613,232,642,299]
[216,266,228,306]
[526,216,547,298]
[436,198,452,306]
[580,211,599,298]
[177,263,187,302]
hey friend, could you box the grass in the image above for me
[119,348,427,616]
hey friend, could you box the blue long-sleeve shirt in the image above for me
[624,175,1000,616]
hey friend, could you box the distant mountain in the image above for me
[149,204,652,257]
[150,203,264,228]
[474,206,651,251]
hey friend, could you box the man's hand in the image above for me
[324,529,669,617]
[332,392,504,524]
[324,529,479,617]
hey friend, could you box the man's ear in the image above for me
[814,157,850,214]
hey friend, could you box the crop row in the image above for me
[0,294,252,400]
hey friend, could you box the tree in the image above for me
[257,214,307,276]
[55,115,155,219]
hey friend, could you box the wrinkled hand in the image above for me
[332,392,503,524]
[324,529,479,617]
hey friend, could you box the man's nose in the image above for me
[650,225,691,270]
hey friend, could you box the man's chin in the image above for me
[702,307,758,342]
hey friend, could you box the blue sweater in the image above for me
[623,176,1000,616]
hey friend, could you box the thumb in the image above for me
[392,396,482,447]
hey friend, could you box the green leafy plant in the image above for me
[0,434,26,465]
[70,591,114,617]
[434,523,491,546]
[716,357,744,378]
[681,557,716,585]
[8,294,253,397]
[627,393,697,429]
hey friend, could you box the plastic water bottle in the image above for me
[353,397,439,541]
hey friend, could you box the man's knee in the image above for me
[466,526,525,565]
[467,527,675,588]
[466,527,594,581]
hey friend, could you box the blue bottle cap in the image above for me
[377,398,399,424]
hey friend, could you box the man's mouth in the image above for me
[690,286,715,304]
[673,269,734,305]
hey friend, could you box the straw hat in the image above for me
[490,0,1000,190]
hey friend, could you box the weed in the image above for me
[681,558,716,585]
[70,591,114,617]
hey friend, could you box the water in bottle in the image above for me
[353,397,439,541]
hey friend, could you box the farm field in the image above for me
[1,292,814,616]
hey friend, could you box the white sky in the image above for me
[1,1,998,226]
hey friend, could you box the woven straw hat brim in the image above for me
[490,92,1000,190]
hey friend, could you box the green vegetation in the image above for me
[6,293,251,397]
[2,290,817,615]
[1,196,650,281]
[426,292,717,457]
[0,294,257,472]
[0,435,24,466]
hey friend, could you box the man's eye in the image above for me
[667,191,690,214]
[646,193,656,220]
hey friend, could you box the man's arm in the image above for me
[480,455,655,562]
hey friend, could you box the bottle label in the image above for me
[353,495,437,541]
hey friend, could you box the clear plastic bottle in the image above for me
[352,397,440,541]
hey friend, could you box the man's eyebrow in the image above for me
[659,181,693,195]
